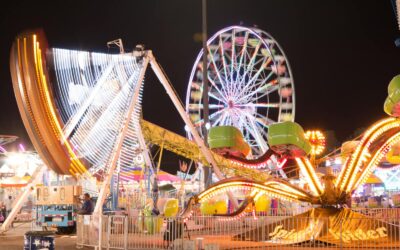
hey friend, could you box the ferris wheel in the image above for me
[186,26,295,157]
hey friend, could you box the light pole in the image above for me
[202,0,211,188]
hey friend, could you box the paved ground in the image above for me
[0,234,82,250]
[0,222,86,250]
[0,222,396,249]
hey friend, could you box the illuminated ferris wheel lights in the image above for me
[184,125,190,132]
[280,88,293,98]
[304,130,326,156]
[186,26,295,157]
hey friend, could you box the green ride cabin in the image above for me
[384,75,400,117]
[208,126,251,157]
[268,121,311,157]
[208,121,311,159]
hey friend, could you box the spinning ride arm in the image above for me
[336,117,400,195]
[180,176,316,219]
[193,116,400,215]
[214,196,255,218]
[10,31,87,175]
[141,120,272,182]
[295,157,323,197]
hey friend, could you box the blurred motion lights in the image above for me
[304,130,326,156]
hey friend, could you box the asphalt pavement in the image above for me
[0,222,85,250]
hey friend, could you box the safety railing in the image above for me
[352,207,400,223]
[76,215,101,248]
[76,210,400,250]
[188,206,311,218]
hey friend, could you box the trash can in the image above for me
[24,231,55,250]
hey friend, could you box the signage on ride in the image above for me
[233,208,400,247]
[328,227,387,243]
[269,224,388,243]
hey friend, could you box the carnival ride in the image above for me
[141,120,272,179]
[5,25,297,232]
[7,24,400,247]
[180,75,400,246]
[8,26,290,228]
[187,113,400,207]
[186,26,295,158]
[9,26,294,183]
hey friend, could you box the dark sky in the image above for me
[1,1,400,162]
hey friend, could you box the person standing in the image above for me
[5,196,12,219]
[0,202,6,223]
[78,193,93,215]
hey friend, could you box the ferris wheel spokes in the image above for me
[235,61,275,104]
[206,76,228,103]
[218,36,230,84]
[186,26,295,157]
[241,111,269,152]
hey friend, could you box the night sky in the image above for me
[1,1,400,170]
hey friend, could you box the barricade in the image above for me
[76,208,400,249]
[352,207,400,223]
[76,214,100,248]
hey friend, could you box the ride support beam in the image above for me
[148,52,222,178]
[93,56,149,215]
[94,56,149,250]
[149,52,239,208]
[201,0,211,188]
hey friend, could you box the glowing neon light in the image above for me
[33,37,87,175]
[351,132,400,191]
[336,118,394,186]
[304,130,326,155]
[49,47,146,176]
[338,118,399,192]
[295,157,323,196]
[197,179,313,204]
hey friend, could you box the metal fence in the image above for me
[188,206,312,218]
[76,208,400,250]
[352,207,400,223]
